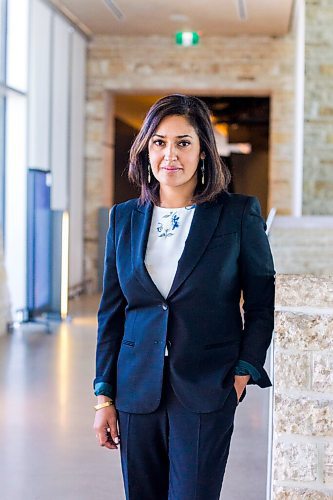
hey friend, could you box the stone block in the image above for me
[273,487,333,499]
[274,441,318,481]
[313,354,333,392]
[315,181,333,196]
[324,442,333,484]
[274,352,310,390]
[275,311,333,350]
[274,395,333,436]
[320,107,333,116]
[276,275,333,309]
[86,100,104,119]
[320,65,333,76]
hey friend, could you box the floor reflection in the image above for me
[57,323,70,427]
[0,294,270,500]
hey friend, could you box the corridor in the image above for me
[0,295,270,500]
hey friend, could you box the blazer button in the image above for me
[162,303,168,311]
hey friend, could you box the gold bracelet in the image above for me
[94,401,114,411]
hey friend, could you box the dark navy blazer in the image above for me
[94,192,275,414]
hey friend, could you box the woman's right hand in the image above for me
[93,403,120,450]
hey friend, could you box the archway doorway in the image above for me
[112,94,270,218]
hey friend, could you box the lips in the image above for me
[162,166,182,171]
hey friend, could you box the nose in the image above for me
[164,144,177,162]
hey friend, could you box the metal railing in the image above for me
[266,207,277,236]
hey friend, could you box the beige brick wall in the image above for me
[273,275,333,499]
[85,34,296,290]
[303,0,333,214]
[270,216,333,275]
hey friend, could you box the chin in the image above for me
[159,180,183,188]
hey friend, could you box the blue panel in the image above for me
[27,169,51,314]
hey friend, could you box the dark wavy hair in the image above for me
[128,94,230,205]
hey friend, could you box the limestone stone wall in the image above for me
[273,275,333,499]
[270,216,333,275]
[303,0,333,214]
[86,34,296,291]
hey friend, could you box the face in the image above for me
[148,115,205,194]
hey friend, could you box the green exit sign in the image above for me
[175,32,200,47]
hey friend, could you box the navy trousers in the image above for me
[117,357,238,500]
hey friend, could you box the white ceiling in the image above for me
[50,0,295,38]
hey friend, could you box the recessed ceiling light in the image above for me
[237,0,247,21]
[169,13,189,23]
[103,0,125,21]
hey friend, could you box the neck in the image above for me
[158,185,195,209]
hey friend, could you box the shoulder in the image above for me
[114,197,139,212]
[213,191,261,216]
[111,197,140,217]
[220,191,258,207]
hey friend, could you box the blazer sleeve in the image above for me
[238,196,276,388]
[93,204,127,399]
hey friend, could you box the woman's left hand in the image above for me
[233,374,250,403]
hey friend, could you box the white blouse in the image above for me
[144,204,196,355]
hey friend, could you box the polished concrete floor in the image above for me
[0,295,271,500]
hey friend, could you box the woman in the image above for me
[93,94,275,500]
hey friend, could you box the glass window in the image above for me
[0,0,7,83]
[6,0,29,91]
[5,92,27,311]
[0,0,29,315]
[0,95,5,233]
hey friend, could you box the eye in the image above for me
[152,139,164,146]
[178,140,191,147]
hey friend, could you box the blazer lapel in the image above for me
[131,198,224,301]
[131,200,166,301]
[167,200,224,299]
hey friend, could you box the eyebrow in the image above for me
[152,134,193,139]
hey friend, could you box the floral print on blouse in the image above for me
[156,205,196,239]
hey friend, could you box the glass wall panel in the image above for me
[28,0,52,169]
[0,95,5,233]
[0,0,6,83]
[6,0,28,92]
[4,93,27,314]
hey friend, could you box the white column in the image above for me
[50,14,71,211]
[292,0,305,216]
[68,32,86,290]
[28,0,52,170]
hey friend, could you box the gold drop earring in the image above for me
[148,163,151,183]
[201,158,205,185]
